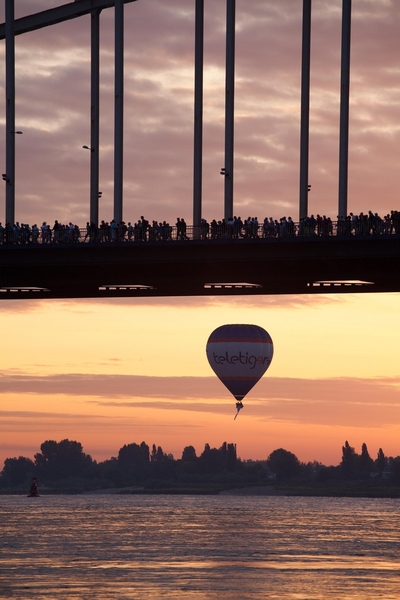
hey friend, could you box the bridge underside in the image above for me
[0,237,399,300]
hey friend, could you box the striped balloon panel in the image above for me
[206,324,273,401]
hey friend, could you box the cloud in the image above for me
[1,370,399,428]
[89,376,400,427]
[0,293,345,313]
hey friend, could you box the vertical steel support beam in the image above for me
[5,0,15,225]
[338,0,352,218]
[299,0,311,220]
[90,9,101,226]
[114,0,124,224]
[224,0,235,220]
[192,0,204,238]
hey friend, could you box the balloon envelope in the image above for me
[206,324,273,401]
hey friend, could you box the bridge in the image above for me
[1,2,399,300]
[0,231,399,300]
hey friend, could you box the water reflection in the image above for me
[1,495,400,599]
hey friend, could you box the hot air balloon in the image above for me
[206,324,273,419]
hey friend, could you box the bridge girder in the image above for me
[0,0,137,39]
[0,237,399,300]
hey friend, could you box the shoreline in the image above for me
[3,483,400,498]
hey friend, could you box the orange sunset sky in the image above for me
[0,0,399,468]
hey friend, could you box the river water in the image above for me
[1,494,400,599]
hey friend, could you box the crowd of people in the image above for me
[0,210,398,245]
[0,216,185,245]
[204,211,399,239]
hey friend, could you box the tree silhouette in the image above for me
[359,443,373,478]
[341,441,357,479]
[151,444,165,462]
[118,442,150,475]
[34,439,94,481]
[376,448,387,474]
[390,457,400,484]
[199,442,239,474]
[1,456,35,487]
[266,448,301,481]
[181,446,197,462]
[219,442,237,471]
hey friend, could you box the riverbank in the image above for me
[2,481,400,497]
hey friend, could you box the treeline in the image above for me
[315,441,399,483]
[0,440,254,492]
[1,438,399,492]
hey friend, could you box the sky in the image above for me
[0,0,399,469]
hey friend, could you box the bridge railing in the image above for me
[0,217,398,245]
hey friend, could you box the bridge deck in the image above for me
[0,235,399,299]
